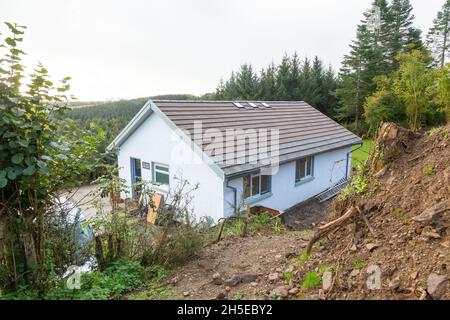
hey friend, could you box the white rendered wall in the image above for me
[223,147,352,216]
[116,112,225,222]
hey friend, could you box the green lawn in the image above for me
[352,139,374,168]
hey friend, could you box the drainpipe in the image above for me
[346,143,363,179]
[226,179,237,215]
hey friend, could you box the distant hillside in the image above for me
[67,94,201,150]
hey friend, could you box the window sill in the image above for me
[154,185,169,194]
[244,192,273,205]
[295,176,314,187]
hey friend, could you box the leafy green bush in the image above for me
[302,272,321,289]
[423,164,434,176]
[44,259,142,300]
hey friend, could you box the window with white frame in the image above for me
[243,173,271,199]
[295,156,314,183]
[152,163,169,186]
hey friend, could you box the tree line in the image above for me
[213,0,450,135]
[68,0,450,145]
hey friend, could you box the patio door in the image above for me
[130,157,142,198]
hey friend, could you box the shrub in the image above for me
[423,164,434,176]
[354,260,364,270]
[302,272,321,289]
[41,258,143,300]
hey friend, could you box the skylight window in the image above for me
[233,102,244,108]
[248,102,258,108]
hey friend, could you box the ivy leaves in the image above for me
[11,153,23,164]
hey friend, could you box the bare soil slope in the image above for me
[298,123,450,300]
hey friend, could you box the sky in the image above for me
[0,0,445,101]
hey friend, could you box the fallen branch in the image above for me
[306,207,357,255]
[357,206,376,236]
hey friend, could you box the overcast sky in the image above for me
[0,0,444,101]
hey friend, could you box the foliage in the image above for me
[393,50,435,130]
[0,22,108,293]
[423,164,434,176]
[426,0,450,67]
[354,260,364,270]
[233,292,245,300]
[214,54,338,118]
[392,209,404,218]
[223,212,284,237]
[282,271,293,282]
[301,271,321,289]
[352,140,375,168]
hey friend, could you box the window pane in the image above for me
[155,171,169,185]
[296,159,306,181]
[252,175,260,196]
[155,165,169,173]
[306,156,312,176]
[261,175,270,194]
[243,176,250,198]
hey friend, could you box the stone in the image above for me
[212,273,223,285]
[241,274,258,284]
[349,269,360,278]
[288,287,299,295]
[350,244,357,252]
[388,277,400,291]
[427,273,449,299]
[274,254,282,260]
[268,273,279,282]
[225,286,231,292]
[322,270,333,292]
[285,265,295,273]
[271,285,289,298]
[183,291,190,297]
[412,202,449,225]
[170,276,179,285]
[422,230,441,240]
[366,243,381,252]
[410,271,418,280]
[216,292,227,300]
[250,282,258,287]
[224,275,242,287]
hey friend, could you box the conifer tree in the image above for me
[427,0,450,67]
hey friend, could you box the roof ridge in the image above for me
[152,100,306,103]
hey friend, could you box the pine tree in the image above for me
[235,64,258,99]
[289,52,301,99]
[427,0,450,67]
[275,54,291,100]
[258,63,276,100]
[387,0,416,69]
[335,0,397,129]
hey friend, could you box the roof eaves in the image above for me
[149,101,225,181]
[106,99,153,151]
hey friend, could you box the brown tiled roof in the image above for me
[154,100,362,177]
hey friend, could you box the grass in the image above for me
[354,260,364,270]
[352,139,374,169]
[392,209,403,218]
[423,164,434,176]
[233,292,245,300]
[282,271,293,282]
[302,272,321,289]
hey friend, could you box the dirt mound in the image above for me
[298,123,450,300]
[167,232,313,300]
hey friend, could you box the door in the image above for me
[130,157,142,198]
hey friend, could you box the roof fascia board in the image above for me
[106,99,153,151]
[149,101,225,181]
